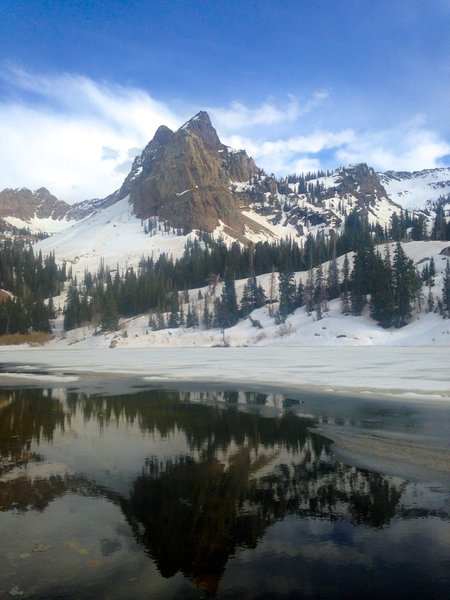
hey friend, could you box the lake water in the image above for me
[0,385,449,599]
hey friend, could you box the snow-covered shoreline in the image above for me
[1,346,449,402]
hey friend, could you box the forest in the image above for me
[0,204,449,336]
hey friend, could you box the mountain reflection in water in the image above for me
[0,387,449,599]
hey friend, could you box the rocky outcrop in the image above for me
[0,187,70,222]
[0,187,105,235]
[325,163,399,211]
[120,111,258,233]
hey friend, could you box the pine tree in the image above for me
[31,293,51,332]
[202,297,211,329]
[442,260,450,317]
[429,256,436,282]
[392,242,419,327]
[168,307,180,328]
[268,266,277,317]
[64,282,80,331]
[313,262,327,320]
[326,256,340,300]
[427,288,435,313]
[304,266,315,315]
[278,271,296,321]
[296,280,305,308]
[341,254,351,315]
[431,205,447,241]
[350,243,376,315]
[240,275,258,317]
[216,278,239,328]
[369,250,395,328]
[186,303,199,328]
[101,288,119,331]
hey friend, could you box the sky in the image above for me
[0,0,449,203]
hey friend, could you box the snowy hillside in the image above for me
[380,167,450,210]
[35,196,195,276]
[45,240,450,349]
[4,212,75,235]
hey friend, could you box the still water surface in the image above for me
[0,386,449,599]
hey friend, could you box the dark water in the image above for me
[0,387,449,599]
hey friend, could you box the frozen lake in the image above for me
[1,346,450,400]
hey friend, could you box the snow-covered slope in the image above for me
[380,167,450,210]
[45,240,450,349]
[35,195,195,275]
[4,213,76,234]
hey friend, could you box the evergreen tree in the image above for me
[442,260,450,317]
[313,262,327,320]
[216,278,239,328]
[304,266,315,315]
[64,283,80,331]
[186,303,198,328]
[31,293,51,332]
[296,280,305,308]
[202,297,211,329]
[240,275,261,317]
[369,250,395,328]
[101,288,119,331]
[392,242,419,327]
[427,288,435,313]
[350,244,375,315]
[341,254,351,315]
[168,307,180,328]
[326,256,340,300]
[278,271,296,321]
[410,215,427,241]
[431,204,447,241]
[429,256,436,281]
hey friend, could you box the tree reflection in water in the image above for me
[0,387,447,597]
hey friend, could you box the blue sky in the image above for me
[0,0,449,202]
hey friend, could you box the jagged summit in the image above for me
[119,110,258,234]
[152,124,174,144]
[179,111,222,150]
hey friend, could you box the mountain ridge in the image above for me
[1,111,449,260]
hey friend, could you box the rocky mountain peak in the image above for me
[179,111,222,150]
[152,124,174,145]
[119,111,258,234]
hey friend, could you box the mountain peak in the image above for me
[152,124,173,145]
[179,111,221,149]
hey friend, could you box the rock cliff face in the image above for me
[0,187,70,222]
[0,187,106,236]
[119,111,258,233]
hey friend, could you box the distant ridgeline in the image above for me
[2,205,449,337]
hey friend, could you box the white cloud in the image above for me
[335,123,450,172]
[223,129,355,175]
[0,67,185,202]
[0,67,448,203]
[208,91,328,131]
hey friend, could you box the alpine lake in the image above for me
[1,378,449,600]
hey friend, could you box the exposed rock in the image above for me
[121,111,258,233]
[439,246,450,257]
[0,187,69,221]
[0,187,104,232]
[325,163,400,212]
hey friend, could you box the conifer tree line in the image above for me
[0,242,65,334]
[61,208,450,333]
[0,202,449,336]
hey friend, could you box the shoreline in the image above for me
[1,347,450,484]
[1,346,450,401]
